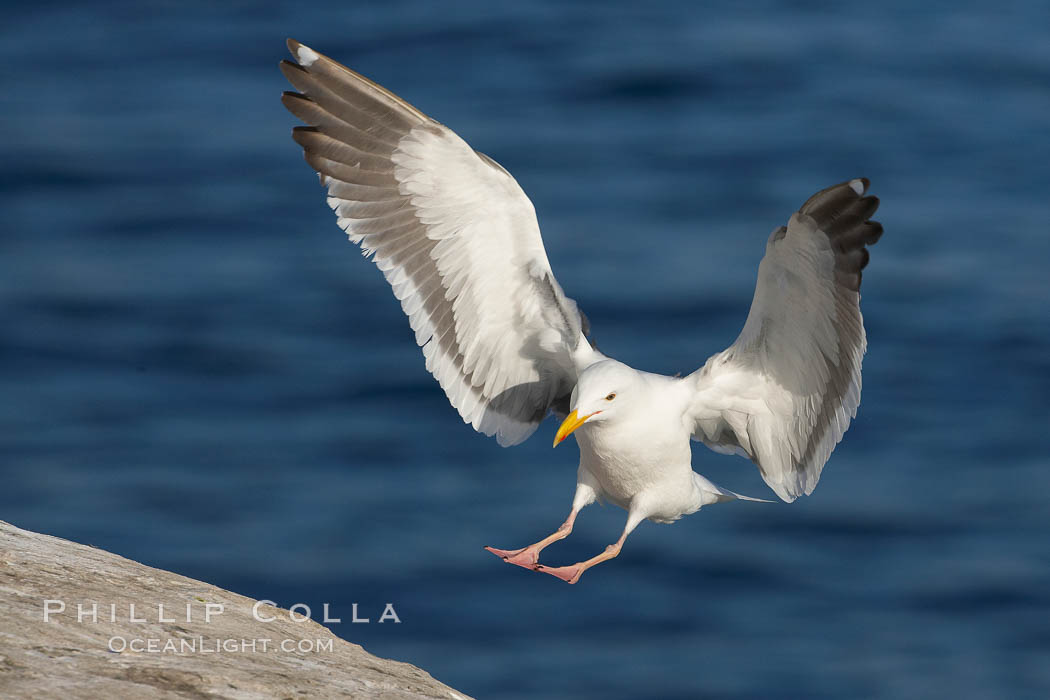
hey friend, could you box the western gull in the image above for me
[280,40,883,584]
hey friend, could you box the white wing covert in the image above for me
[281,40,592,446]
[688,179,883,501]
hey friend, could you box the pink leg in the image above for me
[484,508,580,569]
[535,524,634,584]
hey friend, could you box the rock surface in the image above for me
[0,520,472,699]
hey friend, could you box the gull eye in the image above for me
[605,393,616,401]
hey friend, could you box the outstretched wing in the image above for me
[280,40,593,446]
[688,179,883,501]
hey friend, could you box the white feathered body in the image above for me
[575,373,693,515]
[569,365,751,524]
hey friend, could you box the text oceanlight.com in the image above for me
[107,636,335,654]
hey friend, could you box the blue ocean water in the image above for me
[2,1,1049,698]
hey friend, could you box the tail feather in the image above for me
[722,490,775,504]
[694,472,775,505]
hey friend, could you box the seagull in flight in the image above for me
[280,40,883,584]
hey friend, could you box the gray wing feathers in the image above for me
[691,179,882,501]
[281,40,586,446]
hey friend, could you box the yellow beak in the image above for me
[553,409,597,447]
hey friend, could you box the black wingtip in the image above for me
[279,60,309,83]
[290,126,321,148]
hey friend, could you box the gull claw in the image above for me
[533,563,583,584]
[483,546,539,569]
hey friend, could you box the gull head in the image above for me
[553,360,639,447]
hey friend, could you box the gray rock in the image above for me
[0,520,472,699]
